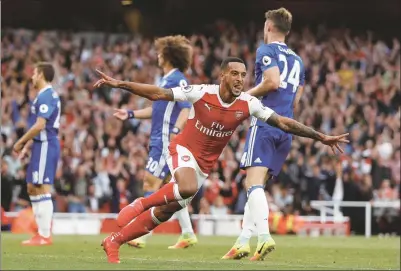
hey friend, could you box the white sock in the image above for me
[176,206,194,235]
[247,185,270,243]
[236,202,254,245]
[30,196,41,233]
[138,231,152,242]
[31,194,53,238]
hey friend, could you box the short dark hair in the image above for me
[35,62,55,82]
[155,35,193,72]
[265,7,292,35]
[220,57,245,70]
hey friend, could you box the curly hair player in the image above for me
[93,57,349,264]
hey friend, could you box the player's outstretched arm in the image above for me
[266,113,349,154]
[94,70,174,101]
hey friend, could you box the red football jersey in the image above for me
[169,84,274,174]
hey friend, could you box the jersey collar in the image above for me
[216,86,238,108]
[163,68,178,79]
[38,84,52,95]
[270,41,286,46]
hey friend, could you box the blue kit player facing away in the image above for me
[113,35,198,249]
[222,8,306,261]
[13,62,61,246]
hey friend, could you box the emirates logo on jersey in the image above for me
[195,120,234,138]
[235,111,244,120]
[182,155,191,162]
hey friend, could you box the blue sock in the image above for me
[144,191,154,198]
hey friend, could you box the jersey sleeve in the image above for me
[256,46,278,73]
[166,78,192,109]
[171,85,204,104]
[247,95,275,122]
[36,93,56,120]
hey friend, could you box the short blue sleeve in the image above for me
[256,46,278,73]
[36,92,56,120]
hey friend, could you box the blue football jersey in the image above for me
[252,41,305,127]
[29,86,61,141]
[149,69,191,147]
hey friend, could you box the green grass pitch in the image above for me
[1,233,400,270]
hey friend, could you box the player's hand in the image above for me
[94,70,119,88]
[169,133,176,142]
[18,144,30,160]
[320,133,349,154]
[13,141,24,156]
[113,109,129,121]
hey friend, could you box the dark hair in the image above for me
[220,57,245,70]
[35,62,55,82]
[154,35,193,72]
[265,7,292,35]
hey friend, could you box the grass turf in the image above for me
[1,233,400,270]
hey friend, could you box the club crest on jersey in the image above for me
[181,155,191,162]
[235,111,244,120]
[262,56,271,66]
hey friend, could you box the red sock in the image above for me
[117,209,160,244]
[141,182,179,210]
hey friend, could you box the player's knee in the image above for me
[244,167,269,190]
[153,203,182,222]
[174,168,198,199]
[177,183,197,199]
[27,184,37,195]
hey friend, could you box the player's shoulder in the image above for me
[257,43,276,55]
[38,87,59,101]
[237,92,258,104]
[273,42,302,60]
[167,69,188,87]
[183,84,218,93]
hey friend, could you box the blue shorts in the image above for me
[26,139,60,185]
[145,145,170,180]
[240,125,292,176]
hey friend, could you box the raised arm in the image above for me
[248,96,349,154]
[116,81,174,101]
[94,70,174,101]
[266,113,349,153]
[267,113,324,141]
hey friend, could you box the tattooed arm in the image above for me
[266,113,325,141]
[249,97,349,153]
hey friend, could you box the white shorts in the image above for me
[166,144,209,207]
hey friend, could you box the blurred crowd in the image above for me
[1,21,400,233]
